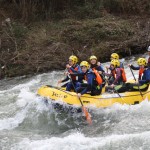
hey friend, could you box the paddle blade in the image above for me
[82,106,92,125]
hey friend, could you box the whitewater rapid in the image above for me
[0,54,150,150]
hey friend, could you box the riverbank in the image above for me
[0,2,150,78]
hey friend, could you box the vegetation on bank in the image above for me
[1,0,150,21]
[0,0,150,78]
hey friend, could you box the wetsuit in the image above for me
[105,67,126,93]
[72,69,102,96]
[61,64,83,91]
[125,66,150,91]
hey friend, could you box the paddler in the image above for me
[73,61,102,97]
[58,55,83,91]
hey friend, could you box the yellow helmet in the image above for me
[137,58,147,66]
[90,55,97,60]
[111,59,120,67]
[80,61,89,68]
[72,55,78,63]
[69,55,78,64]
[111,53,119,60]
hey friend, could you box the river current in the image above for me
[0,54,150,150]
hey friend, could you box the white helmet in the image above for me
[148,46,150,52]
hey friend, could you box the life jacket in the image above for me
[112,68,126,82]
[120,68,127,82]
[139,68,145,80]
[84,74,87,81]
[68,65,79,81]
[145,68,150,81]
[92,68,102,85]
[111,69,116,79]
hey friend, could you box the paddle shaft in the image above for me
[113,88,122,98]
[106,76,125,102]
[113,87,126,103]
[129,66,136,81]
[129,66,144,99]
[68,75,84,106]
[68,74,92,125]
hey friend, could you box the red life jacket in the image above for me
[139,68,144,80]
[111,69,116,79]
[69,66,78,81]
[84,75,87,81]
[92,68,102,85]
[112,68,126,82]
[120,68,127,82]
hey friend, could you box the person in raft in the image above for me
[74,61,103,98]
[105,53,124,85]
[89,55,106,87]
[58,55,82,91]
[147,46,150,67]
[105,59,127,93]
[127,58,150,91]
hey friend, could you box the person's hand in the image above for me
[97,62,101,66]
[106,66,109,73]
[77,93,81,98]
[128,64,131,67]
[58,80,62,84]
[106,66,109,69]
[111,84,115,88]
[66,64,71,69]
[98,71,102,74]
[64,71,70,76]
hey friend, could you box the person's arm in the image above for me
[70,72,85,77]
[61,76,69,83]
[70,65,82,73]
[130,65,140,70]
[80,73,93,95]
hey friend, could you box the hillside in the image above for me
[0,0,150,78]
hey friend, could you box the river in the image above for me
[0,54,150,150]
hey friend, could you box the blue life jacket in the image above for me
[144,68,150,81]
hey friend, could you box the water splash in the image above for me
[12,131,150,150]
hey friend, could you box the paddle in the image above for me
[105,76,125,102]
[113,86,126,104]
[68,74,92,125]
[129,66,144,100]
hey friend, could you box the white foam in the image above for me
[0,107,28,130]
[12,131,150,150]
[0,88,43,130]
[0,78,40,94]
[16,88,36,107]
[91,98,150,120]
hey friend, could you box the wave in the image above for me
[12,130,150,150]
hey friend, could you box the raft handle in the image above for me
[134,101,139,105]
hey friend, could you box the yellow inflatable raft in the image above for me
[37,84,150,108]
